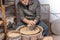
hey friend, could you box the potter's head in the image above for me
[19,0,30,5]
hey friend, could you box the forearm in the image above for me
[34,19,38,24]
[22,18,31,24]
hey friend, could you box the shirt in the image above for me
[16,0,41,22]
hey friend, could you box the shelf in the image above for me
[7,16,16,18]
[4,4,14,8]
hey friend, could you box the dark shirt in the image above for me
[16,0,41,22]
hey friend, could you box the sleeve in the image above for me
[16,4,25,22]
[35,1,41,22]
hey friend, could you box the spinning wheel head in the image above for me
[19,25,43,35]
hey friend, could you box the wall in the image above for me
[39,0,60,22]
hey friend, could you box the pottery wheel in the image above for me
[20,27,40,35]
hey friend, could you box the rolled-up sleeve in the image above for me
[16,4,24,22]
[35,1,41,22]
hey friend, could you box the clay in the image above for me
[7,25,43,40]
[20,27,40,35]
[7,30,21,40]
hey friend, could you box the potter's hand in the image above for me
[27,24,35,30]
[28,20,36,26]
[27,21,36,30]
